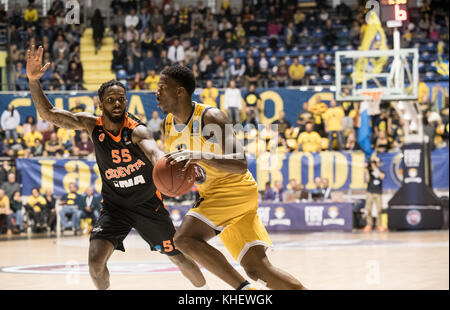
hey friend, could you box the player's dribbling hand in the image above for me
[26,45,50,81]
[165,150,201,171]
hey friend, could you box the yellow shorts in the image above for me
[186,187,272,262]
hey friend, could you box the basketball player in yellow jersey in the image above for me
[157,66,305,290]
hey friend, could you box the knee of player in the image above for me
[88,250,106,272]
[173,234,192,252]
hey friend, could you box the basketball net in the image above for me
[362,90,383,116]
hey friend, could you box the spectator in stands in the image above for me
[54,51,69,77]
[125,8,140,29]
[297,102,314,132]
[126,25,140,42]
[165,16,180,39]
[272,111,291,139]
[66,61,83,90]
[344,132,361,151]
[52,35,69,60]
[363,156,386,232]
[285,22,298,48]
[283,179,300,202]
[10,191,23,233]
[323,20,336,48]
[15,61,28,90]
[168,39,185,64]
[10,3,23,29]
[57,126,76,153]
[262,182,276,201]
[289,57,306,86]
[310,177,324,201]
[297,121,322,153]
[204,13,218,35]
[216,60,230,88]
[74,131,94,157]
[156,50,172,72]
[59,182,82,235]
[223,80,243,125]
[140,28,154,54]
[110,8,125,33]
[321,178,332,200]
[274,58,289,87]
[147,111,163,141]
[316,53,330,76]
[79,187,102,234]
[244,84,261,124]
[44,189,57,232]
[200,80,219,108]
[229,57,246,86]
[138,6,151,31]
[43,132,63,157]
[1,172,21,200]
[324,99,345,151]
[144,69,160,91]
[1,105,21,143]
[150,8,164,33]
[0,188,12,235]
[243,57,260,88]
[375,131,390,153]
[24,3,38,28]
[112,42,127,72]
[184,46,197,67]
[0,4,7,23]
[23,125,43,155]
[258,51,269,88]
[273,180,284,202]
[92,9,105,54]
[25,187,46,232]
[0,161,12,184]
[198,54,213,80]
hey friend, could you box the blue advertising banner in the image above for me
[1,82,448,128]
[15,147,448,197]
[166,202,353,232]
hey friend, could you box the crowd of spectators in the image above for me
[0,165,102,235]
[107,0,449,89]
[2,0,84,91]
[1,101,95,158]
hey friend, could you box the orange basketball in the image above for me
[152,156,195,197]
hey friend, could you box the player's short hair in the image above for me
[161,65,196,96]
[98,80,126,102]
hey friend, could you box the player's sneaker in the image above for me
[377,226,388,232]
[363,225,372,233]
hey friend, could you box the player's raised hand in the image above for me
[26,45,50,81]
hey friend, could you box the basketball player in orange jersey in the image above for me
[26,46,208,290]
[158,65,306,290]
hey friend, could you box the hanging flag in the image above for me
[353,11,388,84]
[358,100,374,157]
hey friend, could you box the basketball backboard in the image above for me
[335,48,419,102]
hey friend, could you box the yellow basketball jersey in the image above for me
[163,102,257,199]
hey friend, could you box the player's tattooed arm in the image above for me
[27,45,96,132]
[166,108,248,174]
[132,125,165,165]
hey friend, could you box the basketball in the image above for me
[152,156,195,197]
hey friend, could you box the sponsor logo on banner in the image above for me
[257,207,271,226]
[269,207,291,226]
[405,168,422,184]
[323,206,345,226]
[404,149,421,167]
[406,210,422,225]
[305,206,324,226]
[170,209,183,227]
